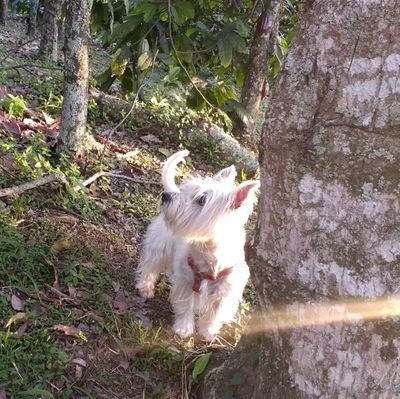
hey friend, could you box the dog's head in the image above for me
[160,150,259,241]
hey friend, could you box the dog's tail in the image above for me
[162,150,189,192]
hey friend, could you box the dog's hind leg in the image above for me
[135,216,172,299]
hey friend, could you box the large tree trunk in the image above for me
[233,1,280,141]
[27,0,39,36]
[39,0,62,62]
[57,0,92,155]
[0,0,7,24]
[205,0,400,398]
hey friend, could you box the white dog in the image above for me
[135,150,259,341]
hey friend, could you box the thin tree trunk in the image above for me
[39,0,62,62]
[27,0,39,36]
[0,0,7,24]
[233,0,280,141]
[205,0,400,398]
[57,0,92,155]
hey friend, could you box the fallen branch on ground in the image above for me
[75,170,161,191]
[89,88,259,176]
[0,169,160,198]
[0,173,67,198]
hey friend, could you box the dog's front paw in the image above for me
[173,318,194,338]
[199,324,220,342]
[135,282,155,299]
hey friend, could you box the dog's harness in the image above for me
[187,256,233,293]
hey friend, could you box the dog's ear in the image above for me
[215,165,236,183]
[232,181,260,209]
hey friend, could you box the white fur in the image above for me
[135,151,259,340]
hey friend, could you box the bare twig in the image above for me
[44,284,78,304]
[99,46,159,165]
[0,173,67,198]
[74,170,161,192]
[167,0,215,110]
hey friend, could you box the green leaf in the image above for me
[172,0,195,25]
[218,39,233,68]
[234,20,249,38]
[192,352,212,381]
[234,35,248,54]
[178,0,195,19]
[109,15,141,46]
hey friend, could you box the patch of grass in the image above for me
[0,214,114,397]
[118,186,158,220]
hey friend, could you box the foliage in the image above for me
[1,94,27,118]
[90,0,300,128]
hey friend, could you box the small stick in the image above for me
[0,173,67,198]
[75,170,161,191]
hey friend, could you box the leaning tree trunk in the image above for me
[0,0,7,24]
[39,0,62,62]
[233,1,280,141]
[206,0,400,398]
[57,0,92,155]
[27,0,39,36]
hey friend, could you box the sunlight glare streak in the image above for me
[246,297,400,334]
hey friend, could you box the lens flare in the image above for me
[246,297,400,334]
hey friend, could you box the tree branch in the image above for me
[0,173,67,198]
[75,170,161,192]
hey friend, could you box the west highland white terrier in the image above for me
[135,150,259,341]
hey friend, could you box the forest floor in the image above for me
[0,16,257,399]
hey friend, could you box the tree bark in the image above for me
[0,0,7,24]
[39,0,62,62]
[27,0,39,36]
[205,0,400,398]
[233,1,280,141]
[57,0,92,155]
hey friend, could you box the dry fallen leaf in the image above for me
[5,312,27,328]
[72,358,87,367]
[11,294,25,311]
[14,322,29,339]
[50,239,74,254]
[51,324,81,336]
[75,365,83,380]
[111,281,121,293]
[42,111,55,125]
[113,290,130,314]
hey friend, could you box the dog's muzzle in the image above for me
[161,192,174,204]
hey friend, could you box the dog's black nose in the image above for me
[161,192,173,204]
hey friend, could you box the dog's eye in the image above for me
[196,194,207,206]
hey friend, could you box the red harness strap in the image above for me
[187,256,233,293]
